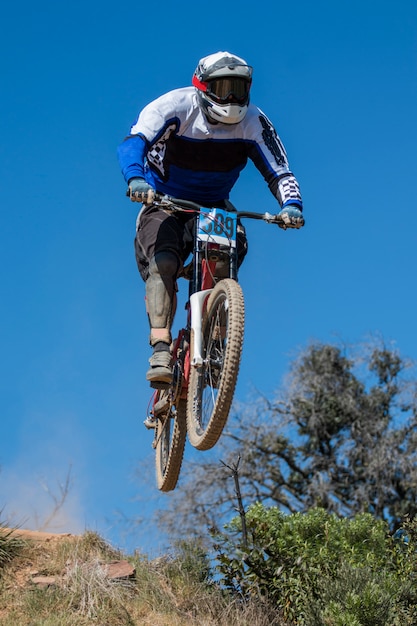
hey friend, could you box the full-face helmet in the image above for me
[192,51,253,124]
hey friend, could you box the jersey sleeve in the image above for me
[117,92,177,184]
[117,134,148,183]
[246,108,303,209]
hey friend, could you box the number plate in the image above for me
[197,207,237,247]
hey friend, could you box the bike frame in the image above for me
[149,196,283,417]
[147,195,288,489]
[190,209,239,366]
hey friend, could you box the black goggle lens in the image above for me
[206,78,250,105]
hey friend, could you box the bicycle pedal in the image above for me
[154,396,170,415]
[144,416,157,430]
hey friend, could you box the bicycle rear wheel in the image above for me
[187,278,244,451]
[155,393,187,492]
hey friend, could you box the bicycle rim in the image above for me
[187,279,244,450]
[155,394,187,492]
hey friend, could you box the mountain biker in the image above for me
[117,51,304,388]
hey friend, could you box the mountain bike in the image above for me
[145,194,285,492]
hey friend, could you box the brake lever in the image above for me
[263,212,285,226]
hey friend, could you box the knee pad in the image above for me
[149,250,180,279]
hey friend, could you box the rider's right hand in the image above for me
[128,177,155,204]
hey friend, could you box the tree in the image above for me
[157,339,417,540]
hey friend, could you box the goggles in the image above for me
[205,77,251,105]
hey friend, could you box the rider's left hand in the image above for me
[278,205,305,230]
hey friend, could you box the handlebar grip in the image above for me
[126,187,157,204]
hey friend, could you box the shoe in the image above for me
[146,350,172,387]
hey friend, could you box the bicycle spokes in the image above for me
[187,279,244,451]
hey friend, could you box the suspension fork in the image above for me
[190,289,212,366]
[188,228,216,368]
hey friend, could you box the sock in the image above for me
[153,341,170,353]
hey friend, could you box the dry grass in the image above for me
[0,529,287,626]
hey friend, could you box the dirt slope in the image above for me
[3,527,77,542]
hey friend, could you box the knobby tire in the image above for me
[187,278,244,450]
[155,395,187,492]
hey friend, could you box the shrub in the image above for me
[214,505,417,625]
[0,523,24,571]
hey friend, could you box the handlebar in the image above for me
[140,192,286,226]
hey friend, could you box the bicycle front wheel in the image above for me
[187,279,244,451]
[155,394,187,492]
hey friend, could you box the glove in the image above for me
[128,177,155,204]
[277,205,305,230]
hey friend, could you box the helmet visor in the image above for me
[206,77,251,105]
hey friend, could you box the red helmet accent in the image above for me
[192,74,208,92]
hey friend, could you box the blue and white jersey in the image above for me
[117,87,302,208]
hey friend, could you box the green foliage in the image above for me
[0,524,24,572]
[164,539,212,587]
[215,505,417,625]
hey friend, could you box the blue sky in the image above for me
[1,0,416,553]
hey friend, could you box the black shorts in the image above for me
[134,204,248,282]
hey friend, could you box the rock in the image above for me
[31,575,56,588]
[103,560,135,580]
